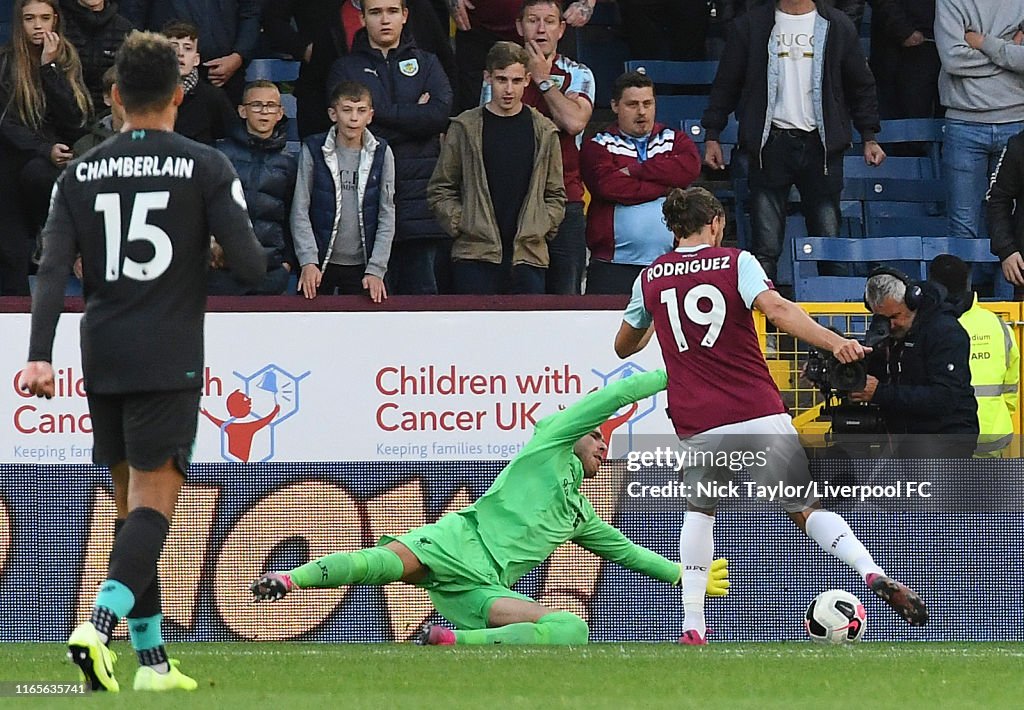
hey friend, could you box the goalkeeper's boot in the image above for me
[67,621,119,692]
[134,659,198,691]
[677,629,708,646]
[414,624,456,646]
[250,572,295,602]
[866,573,928,626]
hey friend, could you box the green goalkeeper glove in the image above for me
[675,557,730,597]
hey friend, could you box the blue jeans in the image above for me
[943,118,1024,239]
[546,202,586,295]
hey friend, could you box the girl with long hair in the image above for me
[0,0,92,295]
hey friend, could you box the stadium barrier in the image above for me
[1,301,1021,642]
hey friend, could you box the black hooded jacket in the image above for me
[60,1,134,112]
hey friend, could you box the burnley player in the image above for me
[21,32,264,691]
[615,187,928,645]
[250,370,730,645]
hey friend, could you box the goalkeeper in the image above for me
[250,369,729,645]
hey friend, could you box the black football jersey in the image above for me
[29,129,265,393]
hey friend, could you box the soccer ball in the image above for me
[804,589,867,644]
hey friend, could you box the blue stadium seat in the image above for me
[245,59,300,83]
[845,177,945,221]
[866,216,947,237]
[793,236,924,301]
[683,117,738,164]
[843,155,935,180]
[653,95,709,128]
[853,119,944,175]
[0,22,10,45]
[683,118,738,145]
[624,60,719,86]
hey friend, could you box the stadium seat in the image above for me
[921,237,1013,300]
[866,216,947,237]
[683,118,738,145]
[624,60,719,87]
[653,95,710,127]
[842,155,935,180]
[793,236,924,301]
[853,119,944,174]
[0,22,10,45]
[845,177,945,222]
[245,59,300,83]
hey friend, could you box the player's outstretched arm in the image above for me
[571,510,729,595]
[754,290,868,364]
[535,369,668,447]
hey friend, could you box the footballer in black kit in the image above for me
[29,130,264,469]
[22,31,264,693]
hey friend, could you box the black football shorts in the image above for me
[87,388,201,475]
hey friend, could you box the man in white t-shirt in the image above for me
[702,0,886,282]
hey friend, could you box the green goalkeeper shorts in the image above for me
[379,512,533,630]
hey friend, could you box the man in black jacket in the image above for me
[702,0,884,280]
[284,0,454,139]
[120,0,261,103]
[849,269,978,458]
[867,0,940,119]
[60,1,135,112]
[987,127,1024,300]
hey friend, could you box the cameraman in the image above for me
[849,269,978,457]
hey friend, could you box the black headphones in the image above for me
[865,266,924,311]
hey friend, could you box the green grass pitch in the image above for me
[1,642,1022,708]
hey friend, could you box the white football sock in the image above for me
[679,511,715,636]
[805,509,884,580]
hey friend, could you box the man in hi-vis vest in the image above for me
[930,255,1020,457]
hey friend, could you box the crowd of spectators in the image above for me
[1,0,1023,299]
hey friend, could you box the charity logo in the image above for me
[200,364,310,462]
[591,362,657,456]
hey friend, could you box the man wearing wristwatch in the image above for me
[448,0,594,112]
[481,0,595,294]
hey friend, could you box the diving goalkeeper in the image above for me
[250,369,729,645]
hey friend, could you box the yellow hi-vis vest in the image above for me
[960,296,1019,456]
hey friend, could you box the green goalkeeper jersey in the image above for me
[461,369,679,588]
